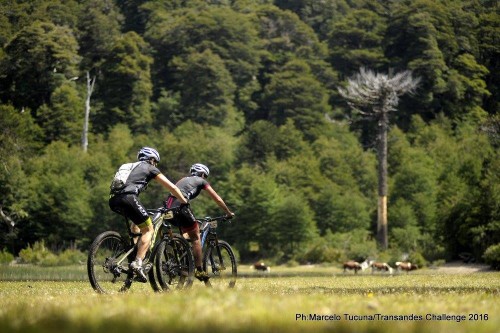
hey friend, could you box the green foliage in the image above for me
[23,142,93,246]
[96,32,154,133]
[408,251,427,268]
[170,49,239,127]
[0,0,497,265]
[483,243,500,270]
[18,241,57,265]
[296,228,379,265]
[36,83,84,144]
[263,60,330,140]
[18,240,85,266]
[1,21,81,112]
[77,0,123,69]
[328,9,387,75]
[296,234,344,264]
[0,249,14,264]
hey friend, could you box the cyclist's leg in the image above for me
[130,223,140,244]
[120,194,153,281]
[178,207,207,281]
[184,224,201,267]
[135,220,153,260]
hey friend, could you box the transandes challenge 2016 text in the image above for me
[295,313,488,323]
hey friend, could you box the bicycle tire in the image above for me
[154,234,194,291]
[202,240,237,288]
[87,231,134,294]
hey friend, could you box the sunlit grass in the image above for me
[0,267,499,333]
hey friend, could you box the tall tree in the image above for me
[144,6,262,116]
[77,0,123,70]
[36,82,84,145]
[0,21,81,114]
[327,9,387,78]
[169,49,240,128]
[0,105,43,253]
[262,60,330,140]
[95,31,153,134]
[339,68,420,249]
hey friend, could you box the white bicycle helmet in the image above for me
[137,147,160,162]
[190,163,210,177]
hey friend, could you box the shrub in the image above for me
[18,241,86,266]
[295,235,344,264]
[483,243,500,270]
[408,251,427,268]
[19,241,53,264]
[57,249,86,266]
[0,248,14,264]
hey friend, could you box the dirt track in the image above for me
[431,261,492,274]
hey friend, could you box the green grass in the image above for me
[0,265,499,333]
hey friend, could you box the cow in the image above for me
[370,262,394,274]
[395,261,418,273]
[343,260,371,274]
[252,262,271,272]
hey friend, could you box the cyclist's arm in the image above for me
[204,184,234,216]
[155,173,188,204]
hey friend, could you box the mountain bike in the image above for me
[87,206,194,294]
[196,215,237,288]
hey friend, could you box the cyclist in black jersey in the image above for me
[109,147,188,282]
[164,163,234,281]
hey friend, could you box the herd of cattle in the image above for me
[343,260,419,274]
[250,260,418,274]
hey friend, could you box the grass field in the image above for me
[0,264,499,333]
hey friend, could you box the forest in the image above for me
[0,0,498,267]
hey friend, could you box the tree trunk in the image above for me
[82,71,95,152]
[377,112,388,249]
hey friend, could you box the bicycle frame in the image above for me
[116,207,179,272]
[198,216,231,268]
[200,219,218,247]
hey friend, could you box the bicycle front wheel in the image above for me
[87,231,133,294]
[154,235,194,291]
[203,240,237,288]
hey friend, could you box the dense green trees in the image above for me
[0,0,498,266]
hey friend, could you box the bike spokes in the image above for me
[88,232,133,294]
[203,241,237,289]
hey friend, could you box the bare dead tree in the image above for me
[0,206,15,233]
[338,67,420,249]
[82,71,96,153]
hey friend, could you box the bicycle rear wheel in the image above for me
[87,231,134,294]
[203,240,237,288]
[155,235,194,291]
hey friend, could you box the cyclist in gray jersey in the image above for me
[165,163,234,281]
[109,147,188,282]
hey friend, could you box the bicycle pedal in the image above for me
[133,275,148,283]
[143,262,153,272]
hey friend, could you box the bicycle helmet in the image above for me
[190,163,210,177]
[137,147,160,162]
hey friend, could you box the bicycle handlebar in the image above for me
[199,214,233,223]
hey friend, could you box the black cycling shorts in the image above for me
[172,205,197,231]
[164,198,197,231]
[109,193,150,227]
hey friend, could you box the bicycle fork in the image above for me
[208,236,226,273]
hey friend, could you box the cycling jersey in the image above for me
[111,161,161,195]
[168,176,209,205]
[164,175,209,231]
[108,161,161,226]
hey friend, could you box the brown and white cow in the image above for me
[252,262,271,272]
[343,260,371,274]
[370,262,394,274]
[395,261,418,273]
